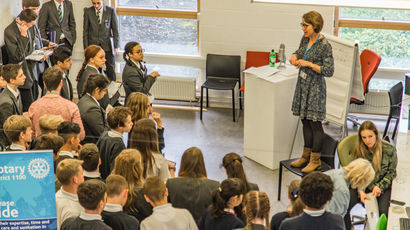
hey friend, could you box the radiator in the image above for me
[349,90,390,115]
[150,76,197,101]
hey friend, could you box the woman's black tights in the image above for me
[301,119,324,152]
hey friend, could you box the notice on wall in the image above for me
[0,151,56,230]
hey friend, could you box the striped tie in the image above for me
[58,4,62,22]
[97,10,101,24]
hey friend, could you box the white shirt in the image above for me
[79,212,102,221]
[104,203,123,212]
[304,208,326,217]
[108,130,123,138]
[7,85,19,99]
[9,143,26,151]
[56,189,83,229]
[59,150,75,158]
[95,6,103,24]
[83,170,101,178]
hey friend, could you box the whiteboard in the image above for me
[323,33,362,127]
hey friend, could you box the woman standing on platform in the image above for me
[344,120,397,229]
[289,11,334,173]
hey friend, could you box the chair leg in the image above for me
[383,116,392,138]
[200,87,204,120]
[232,89,235,122]
[392,118,399,140]
[278,163,283,201]
[206,88,209,108]
[239,85,243,110]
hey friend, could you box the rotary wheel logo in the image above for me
[28,158,50,179]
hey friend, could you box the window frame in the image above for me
[334,7,410,70]
[112,0,200,55]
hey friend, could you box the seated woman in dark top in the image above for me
[199,178,246,230]
[270,180,304,230]
[112,149,152,222]
[166,147,219,224]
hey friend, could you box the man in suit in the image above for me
[0,64,26,148]
[83,0,119,82]
[38,0,77,50]
[4,9,53,111]
[52,46,74,101]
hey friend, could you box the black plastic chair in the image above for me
[277,133,338,200]
[200,54,241,122]
[383,82,403,141]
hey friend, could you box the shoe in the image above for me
[301,152,321,173]
[290,147,311,168]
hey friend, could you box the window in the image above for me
[335,7,410,69]
[114,0,199,56]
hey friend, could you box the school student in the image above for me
[79,143,103,181]
[0,64,25,147]
[199,178,246,230]
[270,180,305,230]
[3,115,32,151]
[56,122,82,167]
[61,179,111,230]
[141,176,198,230]
[55,159,84,229]
[279,172,345,230]
[237,191,271,230]
[52,46,74,101]
[97,106,133,179]
[102,174,140,230]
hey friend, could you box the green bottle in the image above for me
[269,49,276,67]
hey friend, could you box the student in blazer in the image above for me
[38,0,77,50]
[83,0,119,82]
[4,10,42,111]
[77,74,109,144]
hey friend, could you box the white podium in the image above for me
[244,66,303,170]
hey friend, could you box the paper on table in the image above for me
[107,81,122,99]
[243,65,280,78]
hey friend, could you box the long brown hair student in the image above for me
[270,180,305,230]
[112,149,152,221]
[222,153,259,192]
[76,45,105,98]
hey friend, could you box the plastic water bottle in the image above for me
[269,49,276,67]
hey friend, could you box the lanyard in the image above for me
[304,34,320,60]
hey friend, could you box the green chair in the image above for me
[376,213,387,230]
[337,134,358,167]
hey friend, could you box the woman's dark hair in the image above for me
[129,120,160,179]
[210,178,246,219]
[82,74,109,96]
[299,171,333,209]
[76,45,103,82]
[222,152,250,192]
[179,147,207,178]
[123,41,140,67]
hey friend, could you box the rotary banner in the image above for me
[0,150,56,230]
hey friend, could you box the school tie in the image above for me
[96,10,101,24]
[58,4,63,22]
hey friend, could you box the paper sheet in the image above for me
[243,65,280,78]
[107,82,122,99]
